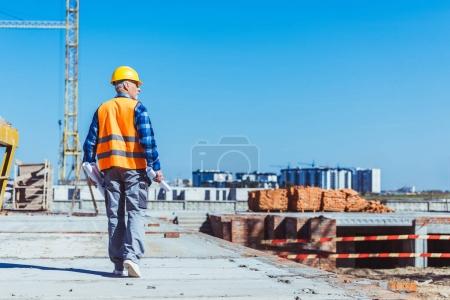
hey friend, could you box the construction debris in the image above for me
[343,189,369,212]
[362,200,393,213]
[13,161,52,211]
[164,232,180,238]
[248,186,393,213]
[387,279,418,293]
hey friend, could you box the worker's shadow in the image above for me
[0,262,120,278]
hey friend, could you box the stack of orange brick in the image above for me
[342,189,369,212]
[248,186,393,213]
[248,189,288,212]
[362,200,393,213]
[322,189,347,212]
[287,187,322,212]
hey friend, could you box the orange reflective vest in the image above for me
[96,97,146,171]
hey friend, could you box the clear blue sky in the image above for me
[1,0,450,190]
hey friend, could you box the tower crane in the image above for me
[297,161,316,168]
[269,163,293,170]
[0,0,81,184]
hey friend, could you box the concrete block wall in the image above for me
[52,185,252,213]
[209,214,266,247]
[285,216,336,269]
[307,217,336,253]
[383,199,450,212]
[231,216,265,248]
[230,217,248,245]
[52,199,248,214]
[209,215,232,241]
[414,217,450,268]
[53,185,260,202]
[148,201,185,211]
[209,213,450,269]
[209,213,338,269]
[429,200,450,211]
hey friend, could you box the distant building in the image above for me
[192,170,233,188]
[279,168,301,187]
[396,186,416,194]
[352,168,381,194]
[235,172,278,188]
[193,166,381,192]
[279,167,352,189]
[332,168,353,189]
[192,170,277,188]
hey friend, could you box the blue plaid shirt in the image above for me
[82,93,161,171]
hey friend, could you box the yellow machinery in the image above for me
[0,119,19,210]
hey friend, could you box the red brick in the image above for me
[164,232,180,238]
[296,257,336,271]
[247,217,265,247]
[209,214,232,241]
[230,215,266,247]
[306,217,336,253]
[388,280,417,293]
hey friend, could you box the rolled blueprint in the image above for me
[147,168,171,192]
[82,162,105,197]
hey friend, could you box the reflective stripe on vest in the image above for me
[96,97,146,170]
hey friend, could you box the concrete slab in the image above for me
[0,258,352,300]
[0,214,403,299]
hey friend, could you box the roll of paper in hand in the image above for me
[147,168,171,192]
[82,162,105,197]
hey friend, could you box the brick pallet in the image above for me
[288,187,322,212]
[249,189,288,212]
[249,186,392,213]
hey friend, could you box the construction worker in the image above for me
[82,66,163,278]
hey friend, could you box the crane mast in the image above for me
[62,0,81,184]
[0,0,81,184]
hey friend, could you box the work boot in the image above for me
[123,260,141,278]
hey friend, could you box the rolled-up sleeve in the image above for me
[134,102,160,171]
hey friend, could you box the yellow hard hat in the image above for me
[111,66,142,86]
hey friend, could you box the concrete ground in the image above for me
[0,213,405,300]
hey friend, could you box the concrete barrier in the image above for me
[52,198,249,214]
[383,199,450,212]
[51,185,253,213]
[53,185,260,202]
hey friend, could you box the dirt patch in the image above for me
[336,267,450,299]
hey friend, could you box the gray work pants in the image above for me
[103,167,149,271]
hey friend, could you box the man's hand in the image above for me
[154,170,164,183]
